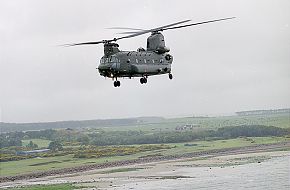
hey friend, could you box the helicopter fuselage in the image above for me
[98,50,173,78]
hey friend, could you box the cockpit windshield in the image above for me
[100,56,119,64]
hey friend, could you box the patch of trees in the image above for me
[88,125,289,146]
[26,141,38,149]
[0,132,23,148]
[0,129,82,148]
[215,125,289,138]
[88,130,216,146]
[0,125,289,149]
[48,141,63,151]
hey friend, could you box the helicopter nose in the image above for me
[98,64,110,75]
[98,64,109,70]
[98,64,114,72]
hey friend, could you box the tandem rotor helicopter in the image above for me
[66,17,235,87]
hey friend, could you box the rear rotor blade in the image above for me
[106,27,145,31]
[163,17,235,31]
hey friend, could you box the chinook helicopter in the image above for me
[67,17,234,87]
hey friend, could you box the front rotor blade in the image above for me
[163,17,235,31]
[117,31,142,34]
[117,19,191,40]
[64,40,106,46]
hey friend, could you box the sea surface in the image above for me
[114,155,290,190]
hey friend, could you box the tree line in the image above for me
[1,125,289,148]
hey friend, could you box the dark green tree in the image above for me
[48,141,63,151]
[26,140,38,149]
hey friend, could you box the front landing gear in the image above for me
[140,77,147,84]
[113,80,120,87]
[169,73,173,80]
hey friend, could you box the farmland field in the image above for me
[101,113,290,132]
[22,139,51,148]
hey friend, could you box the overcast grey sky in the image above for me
[0,0,289,123]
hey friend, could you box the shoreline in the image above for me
[0,141,289,184]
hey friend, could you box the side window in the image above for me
[136,59,138,64]
[144,59,146,63]
[160,59,163,63]
[152,59,155,64]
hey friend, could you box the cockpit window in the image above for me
[109,56,118,63]
[101,57,119,64]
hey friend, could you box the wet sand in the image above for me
[1,150,289,189]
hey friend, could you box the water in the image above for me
[114,155,290,190]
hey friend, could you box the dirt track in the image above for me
[1,141,289,183]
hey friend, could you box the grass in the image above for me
[9,183,75,190]
[0,150,156,177]
[161,136,289,156]
[1,136,288,177]
[22,139,51,148]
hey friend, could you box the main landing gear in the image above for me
[140,77,147,84]
[169,73,173,80]
[113,80,121,87]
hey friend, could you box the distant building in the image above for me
[175,124,200,131]
[16,149,50,155]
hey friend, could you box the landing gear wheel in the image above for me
[169,73,173,80]
[114,81,121,87]
[140,77,147,84]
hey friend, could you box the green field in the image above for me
[162,136,288,155]
[22,139,51,148]
[101,113,290,132]
[1,136,288,177]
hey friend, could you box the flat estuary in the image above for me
[111,152,290,190]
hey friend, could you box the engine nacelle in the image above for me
[147,32,169,54]
[156,46,170,54]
